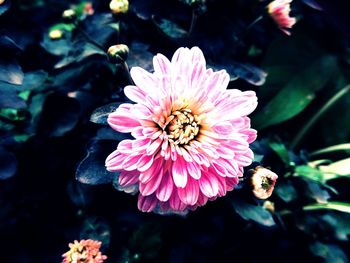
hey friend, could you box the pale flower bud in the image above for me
[49,29,63,40]
[250,166,278,199]
[62,9,76,21]
[109,0,129,14]
[107,44,129,63]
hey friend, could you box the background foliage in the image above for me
[0,0,350,262]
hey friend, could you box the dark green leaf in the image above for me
[253,55,337,129]
[269,141,290,164]
[0,58,23,85]
[303,202,350,213]
[232,199,275,226]
[76,140,116,185]
[310,242,348,263]
[90,102,123,125]
[0,0,10,16]
[231,62,267,86]
[128,42,155,72]
[274,181,298,203]
[153,16,188,39]
[0,146,17,180]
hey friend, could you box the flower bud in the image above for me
[267,0,296,35]
[107,44,129,64]
[0,0,5,5]
[83,2,94,15]
[250,166,278,199]
[49,29,63,40]
[262,200,275,213]
[109,0,129,14]
[62,9,76,22]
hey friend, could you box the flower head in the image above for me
[250,166,278,199]
[83,3,94,16]
[267,0,296,35]
[109,0,129,14]
[62,239,107,263]
[106,47,258,214]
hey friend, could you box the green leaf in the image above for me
[252,55,337,129]
[49,23,75,32]
[310,143,350,156]
[310,242,348,263]
[319,158,350,180]
[232,199,275,226]
[303,202,350,213]
[152,16,188,39]
[268,141,290,164]
[294,165,326,183]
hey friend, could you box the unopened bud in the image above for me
[107,44,129,63]
[49,29,63,40]
[262,200,275,213]
[0,0,5,5]
[250,166,278,199]
[109,0,129,14]
[83,2,94,15]
[62,9,76,21]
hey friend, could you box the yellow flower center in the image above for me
[166,109,201,145]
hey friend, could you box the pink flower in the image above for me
[268,0,296,35]
[62,239,107,263]
[106,47,258,214]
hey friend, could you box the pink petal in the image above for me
[137,154,154,172]
[108,108,140,133]
[199,172,219,198]
[172,158,188,188]
[139,168,163,196]
[118,170,139,186]
[177,177,199,205]
[169,191,187,211]
[153,53,172,76]
[124,85,146,104]
[156,171,174,202]
[138,194,157,212]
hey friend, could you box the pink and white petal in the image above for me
[122,153,142,171]
[235,148,254,166]
[124,85,146,104]
[139,157,163,183]
[186,161,201,180]
[108,111,140,133]
[106,151,125,171]
[169,191,187,211]
[139,168,163,196]
[130,67,158,94]
[118,170,139,187]
[138,194,158,212]
[177,177,199,205]
[198,172,219,198]
[172,158,188,188]
[153,53,172,76]
[156,171,174,202]
[137,154,155,172]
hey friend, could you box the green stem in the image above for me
[290,84,350,149]
[188,10,198,36]
[122,61,133,85]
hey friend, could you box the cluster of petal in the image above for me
[250,166,278,199]
[62,239,107,263]
[267,0,296,35]
[106,46,258,214]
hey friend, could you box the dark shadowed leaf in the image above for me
[80,217,111,250]
[127,42,155,72]
[252,55,337,129]
[274,181,298,203]
[231,62,267,86]
[303,0,322,10]
[0,58,23,85]
[0,35,22,54]
[76,140,117,185]
[310,143,350,156]
[0,146,17,180]
[0,0,10,16]
[269,141,290,164]
[232,199,275,226]
[153,16,188,39]
[54,43,106,69]
[95,127,132,141]
[90,102,123,125]
[41,32,72,56]
[22,70,48,90]
[310,242,348,263]
[0,81,26,108]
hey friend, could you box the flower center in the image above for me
[166,109,201,145]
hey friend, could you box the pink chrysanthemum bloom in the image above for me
[62,239,107,263]
[267,0,296,35]
[106,47,258,214]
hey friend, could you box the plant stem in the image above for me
[122,61,133,85]
[290,84,350,149]
[188,10,198,36]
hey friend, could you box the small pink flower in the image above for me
[106,47,258,214]
[62,239,107,263]
[250,166,278,199]
[268,0,296,35]
[83,3,94,16]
